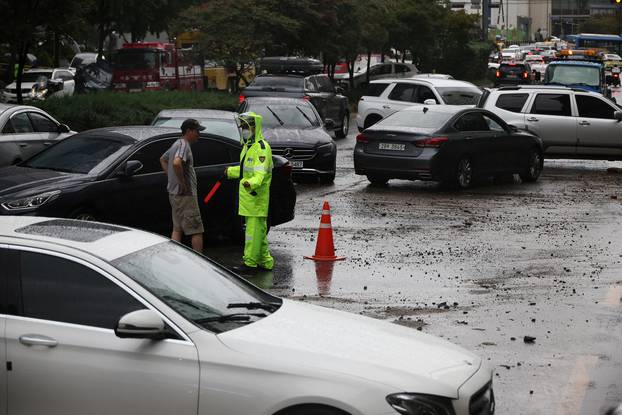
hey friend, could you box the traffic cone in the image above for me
[304,201,346,261]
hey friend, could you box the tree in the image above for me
[356,0,390,84]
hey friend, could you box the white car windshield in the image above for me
[112,241,281,333]
[21,71,53,83]
[153,117,240,140]
[436,87,482,105]
[548,65,601,87]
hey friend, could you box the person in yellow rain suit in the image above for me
[225,112,274,271]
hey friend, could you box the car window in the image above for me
[575,95,617,119]
[18,251,144,329]
[436,87,482,105]
[369,64,392,76]
[415,86,438,104]
[315,76,334,93]
[454,112,489,132]
[304,77,318,92]
[152,118,240,141]
[388,83,417,102]
[395,64,410,73]
[194,139,238,167]
[364,82,390,97]
[54,71,74,81]
[531,94,571,116]
[129,138,175,175]
[482,114,506,132]
[28,112,58,133]
[8,113,34,134]
[495,93,529,113]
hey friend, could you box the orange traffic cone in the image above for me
[304,201,346,261]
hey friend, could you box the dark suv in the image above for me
[241,73,350,138]
[494,62,532,86]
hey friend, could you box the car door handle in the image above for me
[382,105,391,109]
[579,120,591,126]
[527,117,539,122]
[18,143,28,147]
[19,334,58,348]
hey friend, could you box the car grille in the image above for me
[272,147,316,161]
[469,382,495,415]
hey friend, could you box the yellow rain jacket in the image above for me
[226,112,273,217]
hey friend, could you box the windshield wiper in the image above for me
[228,301,281,312]
[195,312,267,324]
[266,106,285,126]
[295,106,315,126]
[163,294,214,314]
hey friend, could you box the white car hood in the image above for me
[218,299,481,398]
[5,82,36,90]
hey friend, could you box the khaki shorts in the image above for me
[169,195,204,235]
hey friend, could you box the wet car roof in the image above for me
[77,126,181,142]
[155,109,237,120]
[244,97,312,105]
[0,216,167,261]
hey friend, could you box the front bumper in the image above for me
[453,363,495,415]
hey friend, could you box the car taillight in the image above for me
[496,71,501,78]
[356,133,369,143]
[303,95,311,101]
[523,72,529,79]
[239,95,245,103]
[415,136,448,148]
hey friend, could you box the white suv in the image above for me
[480,85,622,159]
[356,78,483,131]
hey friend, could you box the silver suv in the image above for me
[356,78,482,132]
[480,86,622,159]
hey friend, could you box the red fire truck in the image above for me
[112,42,203,92]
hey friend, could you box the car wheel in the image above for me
[367,174,388,186]
[455,156,473,189]
[364,114,382,129]
[519,148,543,182]
[335,112,349,139]
[275,404,347,415]
[319,172,335,184]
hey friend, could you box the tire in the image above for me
[319,172,335,184]
[364,115,382,129]
[335,112,349,139]
[275,404,347,415]
[454,156,473,189]
[367,174,388,186]
[519,148,543,183]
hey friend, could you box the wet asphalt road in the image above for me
[206,104,622,414]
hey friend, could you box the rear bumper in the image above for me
[354,145,441,180]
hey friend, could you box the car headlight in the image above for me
[1,190,61,211]
[317,143,335,156]
[386,393,455,415]
[30,87,48,99]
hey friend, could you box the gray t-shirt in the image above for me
[162,138,197,196]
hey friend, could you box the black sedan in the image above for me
[238,97,337,184]
[0,127,296,238]
[354,106,543,188]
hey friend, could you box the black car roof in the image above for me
[244,96,313,105]
[76,126,181,142]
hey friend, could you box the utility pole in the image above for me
[482,0,490,41]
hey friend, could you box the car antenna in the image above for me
[423,107,428,113]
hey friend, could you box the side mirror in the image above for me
[423,99,437,105]
[335,86,345,95]
[58,123,70,133]
[121,160,143,177]
[324,119,336,130]
[115,309,168,340]
[615,111,622,122]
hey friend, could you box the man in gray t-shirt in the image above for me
[160,118,205,252]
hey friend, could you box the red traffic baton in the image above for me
[203,181,222,204]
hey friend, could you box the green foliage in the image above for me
[579,12,622,35]
[31,91,238,132]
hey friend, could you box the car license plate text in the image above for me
[379,143,406,151]
[291,160,303,168]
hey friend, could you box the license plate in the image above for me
[291,160,303,168]
[506,74,517,79]
[379,143,406,151]
[129,88,142,93]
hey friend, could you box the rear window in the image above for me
[249,76,304,90]
[500,65,527,74]
[495,93,529,113]
[436,87,482,105]
[377,110,452,129]
[364,83,390,97]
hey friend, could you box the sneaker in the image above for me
[230,264,259,273]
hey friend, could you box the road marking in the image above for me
[557,355,599,415]
[603,285,622,306]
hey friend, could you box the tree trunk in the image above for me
[366,50,372,84]
[53,32,60,68]
[97,22,106,62]
[347,59,355,91]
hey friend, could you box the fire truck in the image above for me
[112,42,203,92]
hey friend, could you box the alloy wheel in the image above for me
[457,158,472,189]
